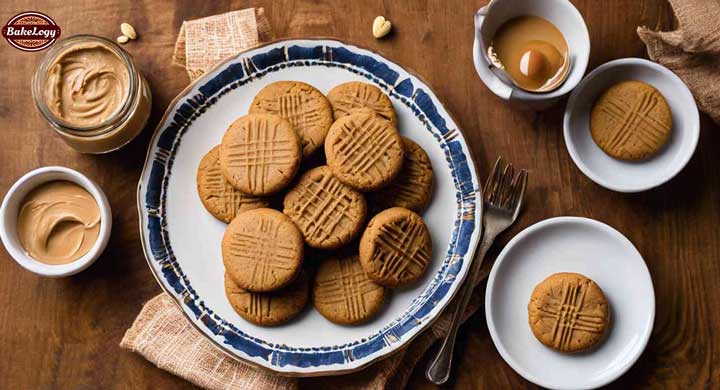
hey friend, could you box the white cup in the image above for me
[473,0,591,109]
[0,166,112,277]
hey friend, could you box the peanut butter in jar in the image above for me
[32,35,151,153]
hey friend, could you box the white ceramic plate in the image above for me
[137,39,483,376]
[485,217,655,390]
[563,58,699,192]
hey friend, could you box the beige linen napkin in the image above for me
[638,0,720,124]
[122,8,488,389]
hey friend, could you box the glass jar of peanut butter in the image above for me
[31,34,151,153]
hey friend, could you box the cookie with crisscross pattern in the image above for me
[283,166,367,249]
[222,208,303,292]
[325,112,404,191]
[313,255,385,325]
[359,207,432,287]
[220,113,301,196]
[528,272,610,353]
[327,81,397,125]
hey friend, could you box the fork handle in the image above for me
[426,227,497,385]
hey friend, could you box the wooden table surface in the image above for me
[2,0,719,388]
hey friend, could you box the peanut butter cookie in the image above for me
[250,81,333,157]
[222,208,303,292]
[590,80,672,161]
[283,166,367,250]
[220,114,301,196]
[325,112,404,191]
[528,272,610,353]
[225,271,308,326]
[369,137,433,213]
[197,146,269,223]
[313,255,385,325]
[359,207,432,287]
[327,82,397,124]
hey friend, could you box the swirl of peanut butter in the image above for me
[17,181,101,265]
[44,43,130,127]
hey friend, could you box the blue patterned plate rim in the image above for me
[136,38,483,376]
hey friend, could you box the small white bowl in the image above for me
[0,166,112,277]
[563,58,700,192]
[485,217,655,389]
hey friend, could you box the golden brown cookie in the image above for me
[359,207,432,287]
[197,146,270,223]
[249,81,333,157]
[220,113,302,196]
[528,272,610,353]
[327,82,397,124]
[590,80,672,161]
[222,208,303,292]
[369,137,433,213]
[283,166,367,250]
[313,255,385,325]
[225,272,308,326]
[325,112,404,191]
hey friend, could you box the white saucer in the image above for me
[563,58,699,192]
[485,217,655,390]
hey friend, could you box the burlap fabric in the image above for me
[638,0,720,124]
[121,8,489,390]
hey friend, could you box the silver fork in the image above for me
[426,157,528,385]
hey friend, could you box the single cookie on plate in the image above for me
[359,207,432,287]
[220,113,301,196]
[590,80,672,161]
[327,81,397,125]
[283,166,367,249]
[528,272,610,353]
[196,146,270,222]
[224,271,308,326]
[369,137,433,213]
[325,112,404,191]
[249,81,333,157]
[313,255,385,325]
[222,208,303,292]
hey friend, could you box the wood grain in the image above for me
[1,0,718,389]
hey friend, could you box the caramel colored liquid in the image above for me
[490,16,568,91]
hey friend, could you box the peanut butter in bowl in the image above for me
[32,35,151,154]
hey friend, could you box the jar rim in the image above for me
[31,34,139,136]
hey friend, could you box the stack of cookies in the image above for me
[196,80,435,326]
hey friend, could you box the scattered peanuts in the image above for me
[372,16,392,39]
[116,35,129,44]
[120,22,137,40]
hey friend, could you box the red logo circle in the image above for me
[2,11,61,52]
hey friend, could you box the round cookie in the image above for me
[249,81,333,157]
[222,208,303,292]
[313,255,385,325]
[359,207,432,287]
[369,137,433,213]
[325,112,404,191]
[528,272,610,353]
[283,166,367,250]
[224,271,308,326]
[327,81,397,125]
[197,146,270,223]
[220,113,301,196]
[590,80,672,161]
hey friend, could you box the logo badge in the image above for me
[2,11,61,52]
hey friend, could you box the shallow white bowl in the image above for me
[0,166,112,277]
[563,58,699,192]
[485,217,655,390]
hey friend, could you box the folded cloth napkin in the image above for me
[638,0,720,124]
[122,8,489,389]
